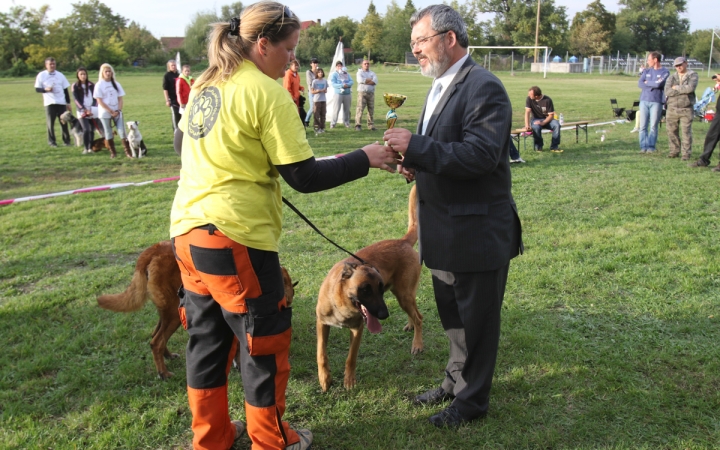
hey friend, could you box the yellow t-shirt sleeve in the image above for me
[260,101,314,166]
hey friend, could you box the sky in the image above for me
[8,0,714,39]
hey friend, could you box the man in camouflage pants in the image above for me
[664,57,698,160]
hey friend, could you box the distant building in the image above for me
[160,37,185,52]
[301,19,321,30]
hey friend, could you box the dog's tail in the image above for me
[402,184,418,246]
[97,247,157,312]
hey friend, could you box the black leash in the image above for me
[282,196,366,265]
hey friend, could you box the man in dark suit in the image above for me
[383,4,523,428]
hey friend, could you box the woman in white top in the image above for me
[93,63,131,158]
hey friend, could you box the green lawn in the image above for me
[1,66,719,449]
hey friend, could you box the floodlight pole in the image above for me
[710,29,717,78]
[534,0,541,62]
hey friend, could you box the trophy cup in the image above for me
[383,93,407,171]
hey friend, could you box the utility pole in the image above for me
[534,0,541,62]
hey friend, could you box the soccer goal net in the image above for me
[467,46,550,78]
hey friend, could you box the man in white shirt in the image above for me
[34,57,72,147]
[355,59,378,131]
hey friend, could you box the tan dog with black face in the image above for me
[316,185,423,391]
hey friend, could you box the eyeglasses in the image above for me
[269,5,293,29]
[410,31,448,50]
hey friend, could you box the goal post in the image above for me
[467,46,550,78]
[709,29,720,77]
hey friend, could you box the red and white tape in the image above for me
[0,176,180,207]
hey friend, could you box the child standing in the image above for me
[311,68,328,133]
[176,64,194,115]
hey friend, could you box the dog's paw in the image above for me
[410,343,424,355]
[343,373,357,390]
[403,323,415,332]
[158,370,174,380]
[319,371,333,392]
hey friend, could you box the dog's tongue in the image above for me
[361,305,382,334]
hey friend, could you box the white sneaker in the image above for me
[510,157,526,164]
[286,428,313,450]
[630,128,638,133]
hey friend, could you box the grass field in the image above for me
[1,65,720,449]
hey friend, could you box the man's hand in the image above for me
[398,164,416,182]
[383,128,413,155]
[361,141,400,173]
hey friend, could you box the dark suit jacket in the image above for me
[403,56,523,273]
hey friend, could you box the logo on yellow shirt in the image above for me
[188,87,221,139]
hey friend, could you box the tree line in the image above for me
[0,0,713,76]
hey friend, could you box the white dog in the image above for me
[126,121,148,158]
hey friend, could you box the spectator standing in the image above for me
[34,57,71,147]
[311,67,328,132]
[175,64,194,115]
[169,3,395,448]
[664,57,698,160]
[71,67,97,154]
[524,86,562,153]
[283,59,303,108]
[638,52,670,153]
[94,63,131,159]
[383,4,523,428]
[689,74,720,171]
[163,59,181,131]
[330,61,353,128]
[355,59,378,131]
[305,57,319,126]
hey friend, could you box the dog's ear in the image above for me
[341,262,359,279]
[292,281,299,287]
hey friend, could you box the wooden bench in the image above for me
[510,120,590,151]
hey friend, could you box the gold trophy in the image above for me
[383,93,407,171]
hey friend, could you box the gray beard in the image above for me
[420,42,451,79]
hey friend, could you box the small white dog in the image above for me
[126,121,148,158]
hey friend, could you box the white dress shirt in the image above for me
[421,54,469,135]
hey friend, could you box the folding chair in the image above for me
[610,98,625,118]
[624,101,640,121]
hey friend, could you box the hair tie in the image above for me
[229,17,240,36]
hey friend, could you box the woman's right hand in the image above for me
[362,142,400,173]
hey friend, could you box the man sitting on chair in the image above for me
[525,86,562,153]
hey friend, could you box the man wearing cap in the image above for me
[355,59,378,131]
[664,57,698,160]
[638,52,670,153]
[305,58,319,126]
[330,61,353,128]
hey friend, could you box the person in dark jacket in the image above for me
[689,74,720,171]
[384,4,523,428]
[163,59,180,131]
[72,67,98,154]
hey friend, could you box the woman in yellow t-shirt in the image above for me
[170,3,394,449]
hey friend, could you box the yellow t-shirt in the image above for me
[170,60,314,252]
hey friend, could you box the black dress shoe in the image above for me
[428,405,474,428]
[414,387,454,405]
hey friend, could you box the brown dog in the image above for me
[316,185,422,391]
[97,241,296,380]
